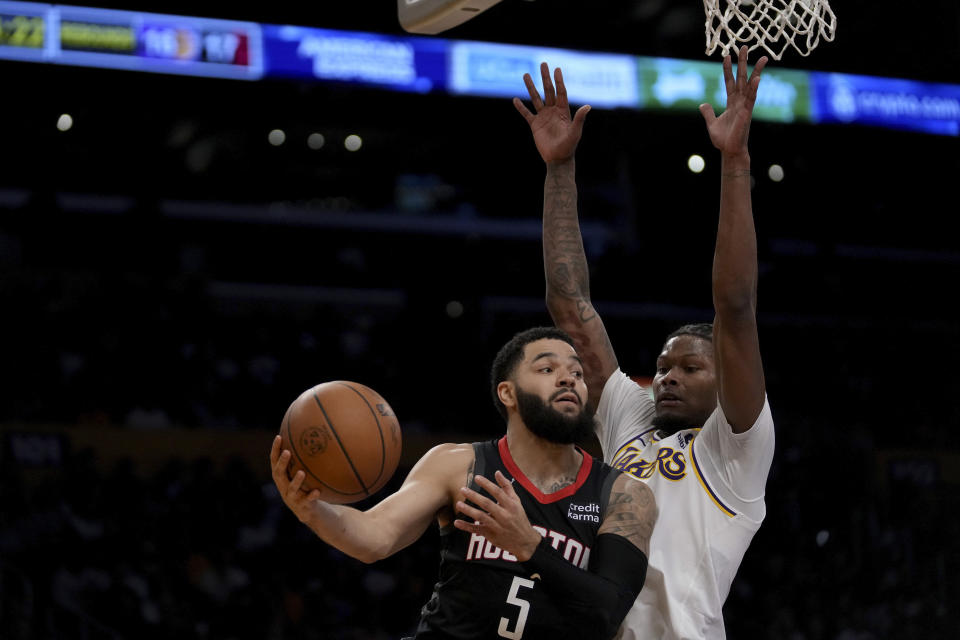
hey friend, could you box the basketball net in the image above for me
[704,0,836,60]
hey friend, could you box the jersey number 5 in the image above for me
[498,576,534,639]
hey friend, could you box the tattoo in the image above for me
[544,475,577,494]
[564,326,612,392]
[544,165,591,304]
[598,481,656,551]
[575,299,596,323]
[465,459,475,489]
[721,170,751,178]
[549,263,580,299]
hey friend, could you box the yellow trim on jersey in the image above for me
[690,440,736,518]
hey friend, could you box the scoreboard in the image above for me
[1,2,45,60]
[0,1,261,78]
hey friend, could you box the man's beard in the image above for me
[651,413,694,436]
[515,387,596,445]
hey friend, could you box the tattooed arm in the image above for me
[515,62,618,410]
[598,472,657,558]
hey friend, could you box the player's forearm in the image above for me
[523,534,647,639]
[712,152,758,316]
[301,503,393,564]
[543,159,592,318]
[542,157,619,402]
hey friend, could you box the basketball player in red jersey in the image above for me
[515,48,775,639]
[271,326,658,639]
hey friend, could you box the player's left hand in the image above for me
[454,470,542,562]
[699,45,768,158]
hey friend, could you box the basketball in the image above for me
[279,381,402,504]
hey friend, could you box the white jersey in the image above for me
[596,369,775,640]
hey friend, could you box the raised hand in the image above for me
[453,471,543,561]
[699,45,768,159]
[514,62,591,164]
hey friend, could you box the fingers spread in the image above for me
[270,435,281,464]
[456,500,485,523]
[554,67,569,109]
[748,56,768,96]
[494,470,517,497]
[736,45,748,89]
[513,97,535,124]
[523,73,543,110]
[452,518,480,534]
[722,54,734,96]
[752,55,769,78]
[699,103,717,125]
[540,62,556,106]
[474,474,500,492]
[572,104,591,129]
[462,483,499,512]
[289,468,305,495]
[272,448,292,486]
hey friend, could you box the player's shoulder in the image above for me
[701,394,775,443]
[598,369,656,422]
[601,469,659,540]
[601,368,648,398]
[609,468,656,505]
[423,442,476,461]
[411,442,476,478]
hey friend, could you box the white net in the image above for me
[704,0,837,60]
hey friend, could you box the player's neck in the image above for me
[504,425,582,493]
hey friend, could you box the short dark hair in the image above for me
[663,323,714,350]
[490,326,575,421]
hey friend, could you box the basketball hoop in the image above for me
[703,0,836,60]
[398,0,505,35]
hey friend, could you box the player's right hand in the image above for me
[270,435,323,524]
[514,62,591,165]
[699,45,767,158]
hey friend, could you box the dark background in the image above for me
[2,1,959,638]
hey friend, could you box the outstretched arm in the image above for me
[515,63,618,410]
[270,436,471,563]
[699,46,768,433]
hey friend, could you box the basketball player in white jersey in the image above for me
[513,46,774,639]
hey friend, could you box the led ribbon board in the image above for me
[2,1,958,136]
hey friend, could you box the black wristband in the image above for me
[523,533,648,638]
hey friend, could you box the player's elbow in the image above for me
[341,531,396,564]
[355,551,381,565]
[353,543,390,564]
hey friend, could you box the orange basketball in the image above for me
[279,381,402,504]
